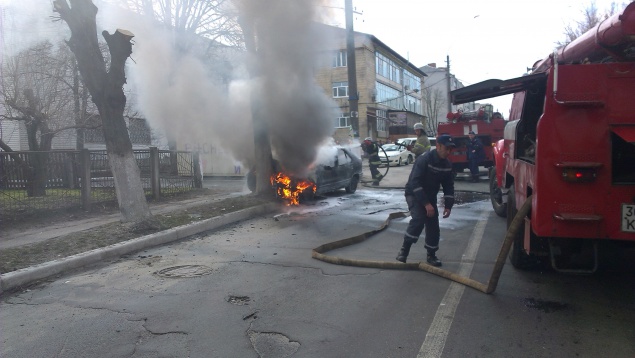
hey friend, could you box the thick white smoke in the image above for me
[3,0,338,177]
[101,0,338,176]
[235,0,337,176]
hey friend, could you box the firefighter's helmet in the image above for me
[364,137,372,141]
[413,123,424,131]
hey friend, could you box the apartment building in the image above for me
[315,26,427,143]
[419,63,470,135]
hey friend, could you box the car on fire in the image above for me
[379,144,412,167]
[246,146,363,202]
[307,146,362,196]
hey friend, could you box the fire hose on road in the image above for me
[312,195,533,294]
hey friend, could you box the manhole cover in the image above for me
[155,265,214,278]
[227,295,250,305]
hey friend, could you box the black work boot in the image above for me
[426,254,442,267]
[396,243,412,263]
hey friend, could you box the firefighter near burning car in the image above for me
[396,134,457,267]
[361,137,384,186]
[451,2,635,273]
[411,122,432,158]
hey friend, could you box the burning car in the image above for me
[247,146,362,205]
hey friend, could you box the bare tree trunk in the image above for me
[54,0,153,224]
[238,16,274,196]
[22,89,52,197]
[72,59,85,150]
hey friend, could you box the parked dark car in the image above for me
[247,146,362,198]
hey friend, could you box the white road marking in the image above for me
[417,210,489,358]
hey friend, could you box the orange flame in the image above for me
[271,172,317,206]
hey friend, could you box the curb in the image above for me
[0,202,280,295]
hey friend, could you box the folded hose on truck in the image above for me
[312,195,533,294]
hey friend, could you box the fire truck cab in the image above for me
[451,2,635,273]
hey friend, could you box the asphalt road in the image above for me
[1,166,634,357]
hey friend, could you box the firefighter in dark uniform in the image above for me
[362,137,383,186]
[467,131,485,182]
[396,134,456,266]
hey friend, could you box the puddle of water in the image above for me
[227,295,250,305]
[523,298,570,313]
[452,192,489,205]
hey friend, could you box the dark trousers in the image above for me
[369,155,383,182]
[403,195,440,254]
[468,157,479,177]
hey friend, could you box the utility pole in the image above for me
[345,0,360,138]
[446,55,452,113]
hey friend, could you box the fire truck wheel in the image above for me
[489,168,507,217]
[507,184,537,269]
[345,175,359,194]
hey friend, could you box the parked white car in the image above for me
[396,137,437,153]
[380,144,413,166]
[428,137,437,151]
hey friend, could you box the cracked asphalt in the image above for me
[2,166,633,357]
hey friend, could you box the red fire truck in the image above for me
[451,2,635,273]
[440,104,505,176]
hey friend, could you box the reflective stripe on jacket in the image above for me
[412,135,431,158]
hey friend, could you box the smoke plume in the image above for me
[2,0,338,178]
[234,0,337,176]
[104,0,338,177]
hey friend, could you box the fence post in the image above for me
[193,151,202,188]
[80,149,91,211]
[150,146,160,200]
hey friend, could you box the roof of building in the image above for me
[320,24,427,78]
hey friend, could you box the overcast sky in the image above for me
[1,0,628,120]
[325,0,627,117]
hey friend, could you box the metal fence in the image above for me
[0,147,202,220]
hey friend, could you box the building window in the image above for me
[377,118,387,132]
[335,114,350,127]
[403,70,421,92]
[375,81,401,109]
[332,81,349,98]
[375,52,400,83]
[376,110,387,133]
[332,50,347,67]
[405,94,422,115]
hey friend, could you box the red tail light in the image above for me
[556,162,602,183]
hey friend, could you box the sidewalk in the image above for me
[0,177,276,294]
[1,178,250,250]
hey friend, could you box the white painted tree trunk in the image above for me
[109,153,152,222]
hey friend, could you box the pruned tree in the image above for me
[0,41,79,196]
[237,14,274,196]
[422,87,445,136]
[53,0,155,225]
[103,0,243,156]
[108,0,243,49]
